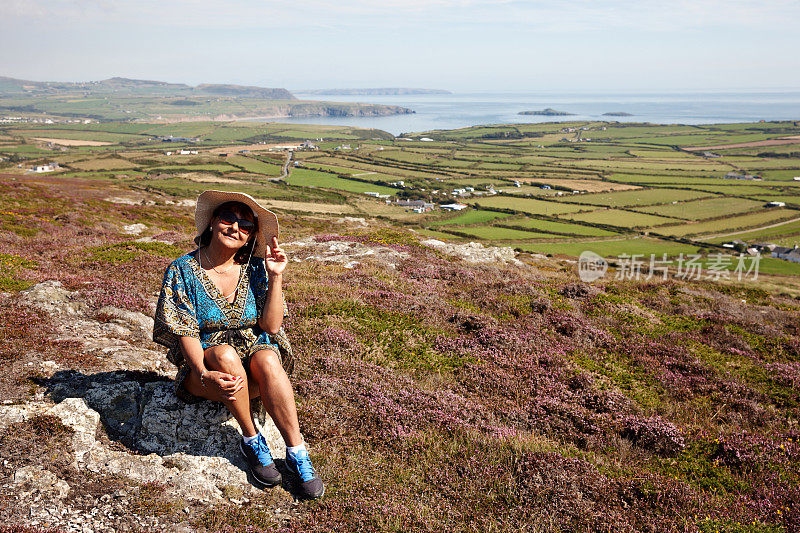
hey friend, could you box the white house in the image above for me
[793,177,800,181]
[440,203,468,211]
[766,201,786,207]
[29,163,58,173]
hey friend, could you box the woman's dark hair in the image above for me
[198,201,257,264]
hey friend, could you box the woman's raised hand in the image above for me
[265,236,288,276]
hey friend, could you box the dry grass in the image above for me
[32,138,113,146]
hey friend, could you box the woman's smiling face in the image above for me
[212,203,255,250]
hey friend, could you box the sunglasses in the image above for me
[217,210,256,235]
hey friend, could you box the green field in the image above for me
[226,155,283,176]
[449,226,557,240]
[519,237,703,257]
[471,196,585,216]
[285,168,397,195]
[656,209,798,237]
[560,188,711,207]
[428,210,512,226]
[633,197,766,220]
[703,218,800,244]
[500,217,619,236]
[4,117,800,277]
[561,208,679,228]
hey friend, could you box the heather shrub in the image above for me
[620,415,685,456]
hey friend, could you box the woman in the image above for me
[153,190,324,500]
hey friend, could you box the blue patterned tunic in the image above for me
[153,252,293,401]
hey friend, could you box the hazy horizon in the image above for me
[2,1,799,94]
[3,73,800,96]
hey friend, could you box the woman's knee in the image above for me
[206,344,245,375]
[250,349,283,380]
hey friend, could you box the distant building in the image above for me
[772,245,800,263]
[29,163,58,173]
[724,172,761,180]
[794,177,800,181]
[752,243,777,252]
[419,137,434,142]
[766,201,786,207]
[440,203,468,211]
[395,199,433,210]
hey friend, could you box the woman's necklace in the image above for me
[202,248,235,274]
[199,248,240,300]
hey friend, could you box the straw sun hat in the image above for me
[194,190,278,259]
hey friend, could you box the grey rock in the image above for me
[0,405,34,428]
[46,398,100,459]
[40,381,284,501]
[84,381,142,439]
[285,237,409,269]
[335,216,368,226]
[421,239,519,264]
[13,465,70,499]
[21,281,86,315]
[97,306,154,336]
[121,223,147,235]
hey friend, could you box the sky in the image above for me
[1,0,799,92]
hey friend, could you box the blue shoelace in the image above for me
[289,449,316,482]
[247,435,273,466]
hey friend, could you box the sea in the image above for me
[268,91,800,136]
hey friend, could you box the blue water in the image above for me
[263,91,800,136]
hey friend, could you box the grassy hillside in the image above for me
[0,176,798,531]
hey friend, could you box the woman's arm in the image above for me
[258,236,288,335]
[178,335,209,379]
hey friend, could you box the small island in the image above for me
[602,112,634,117]
[519,108,574,116]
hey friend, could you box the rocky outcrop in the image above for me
[421,239,520,264]
[285,237,410,269]
[13,281,287,503]
[2,383,283,502]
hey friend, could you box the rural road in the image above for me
[270,151,292,182]
[695,216,800,241]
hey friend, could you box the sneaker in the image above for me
[286,446,325,499]
[240,434,282,487]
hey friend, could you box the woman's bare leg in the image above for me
[249,349,302,447]
[183,344,258,437]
